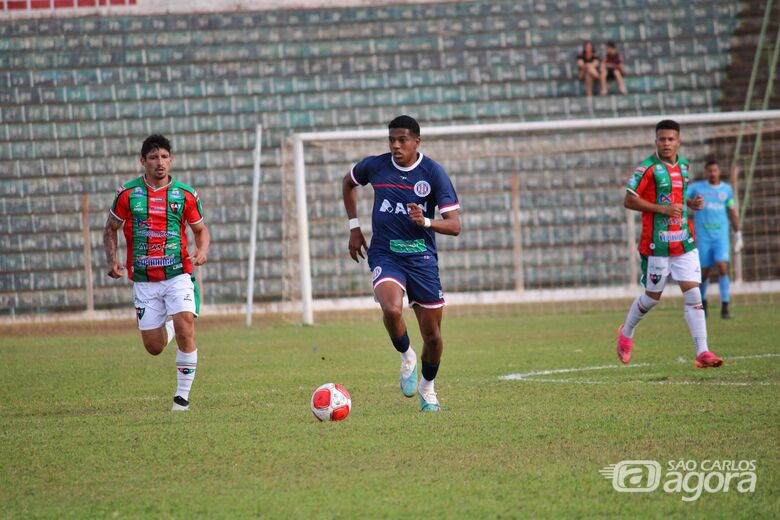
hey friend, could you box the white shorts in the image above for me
[133,274,199,331]
[641,249,701,292]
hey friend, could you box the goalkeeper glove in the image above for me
[734,231,743,253]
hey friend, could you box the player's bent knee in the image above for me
[422,330,442,348]
[381,304,404,324]
[143,341,165,356]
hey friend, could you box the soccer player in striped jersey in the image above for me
[686,159,742,319]
[616,120,723,369]
[342,115,461,411]
[103,135,211,410]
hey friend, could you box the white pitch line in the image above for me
[500,352,780,385]
[498,363,651,380]
[728,353,780,360]
[515,377,777,386]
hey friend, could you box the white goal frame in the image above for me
[256,110,780,325]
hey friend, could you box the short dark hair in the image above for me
[141,134,172,157]
[388,115,420,137]
[655,120,680,134]
[704,158,719,168]
[606,41,616,48]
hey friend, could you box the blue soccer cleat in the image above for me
[418,387,440,412]
[400,358,418,398]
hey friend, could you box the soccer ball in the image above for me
[310,383,352,422]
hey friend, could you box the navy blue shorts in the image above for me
[368,251,445,308]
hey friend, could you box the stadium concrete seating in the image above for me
[0,0,773,313]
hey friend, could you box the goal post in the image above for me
[278,110,780,325]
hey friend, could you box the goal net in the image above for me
[270,111,780,324]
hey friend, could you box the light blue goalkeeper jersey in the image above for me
[687,180,733,242]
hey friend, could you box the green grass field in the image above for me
[1,301,778,519]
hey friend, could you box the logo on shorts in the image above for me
[649,274,662,285]
[135,307,145,321]
[183,294,192,302]
[414,181,431,197]
[371,266,382,281]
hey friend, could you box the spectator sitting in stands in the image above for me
[600,41,628,95]
[576,41,600,97]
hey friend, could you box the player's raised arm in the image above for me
[103,213,125,279]
[687,195,704,210]
[406,202,461,236]
[342,173,367,262]
[624,191,684,218]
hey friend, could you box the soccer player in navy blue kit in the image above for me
[687,159,742,318]
[342,115,461,412]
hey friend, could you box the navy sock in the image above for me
[391,332,410,353]
[421,361,440,381]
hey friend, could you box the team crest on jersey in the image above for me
[135,307,145,321]
[719,192,728,201]
[371,266,382,281]
[414,181,431,197]
[169,202,182,213]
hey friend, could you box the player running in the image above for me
[616,120,723,369]
[103,134,210,411]
[342,115,461,412]
[686,159,742,319]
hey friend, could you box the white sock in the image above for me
[400,346,416,365]
[175,349,197,400]
[622,294,659,338]
[683,288,709,355]
[165,320,176,346]
[418,376,434,395]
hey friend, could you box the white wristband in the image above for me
[348,218,360,230]
[423,217,432,228]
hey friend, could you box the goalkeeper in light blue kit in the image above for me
[686,159,742,319]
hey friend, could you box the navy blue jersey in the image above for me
[351,152,460,257]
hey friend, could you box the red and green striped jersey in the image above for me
[110,176,204,282]
[626,153,696,257]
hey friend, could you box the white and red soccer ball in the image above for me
[310,383,351,422]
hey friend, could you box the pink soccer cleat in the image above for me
[616,324,633,364]
[695,351,724,368]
